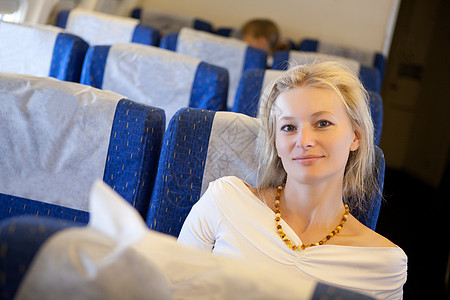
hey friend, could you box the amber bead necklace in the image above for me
[274,185,350,251]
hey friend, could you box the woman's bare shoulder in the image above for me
[341,215,398,248]
[242,182,276,204]
[242,181,258,196]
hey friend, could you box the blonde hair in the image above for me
[257,61,377,214]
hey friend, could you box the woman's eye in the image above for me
[281,124,296,132]
[317,120,332,128]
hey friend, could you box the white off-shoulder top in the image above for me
[178,176,408,300]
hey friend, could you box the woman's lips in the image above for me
[293,155,324,165]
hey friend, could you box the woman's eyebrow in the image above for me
[311,111,335,118]
[278,111,335,120]
[277,115,296,121]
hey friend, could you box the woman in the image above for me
[178,61,407,299]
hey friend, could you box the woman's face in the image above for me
[274,87,360,185]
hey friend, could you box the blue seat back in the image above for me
[80,43,228,124]
[56,8,160,46]
[0,73,165,224]
[0,216,79,300]
[359,65,382,93]
[299,38,386,79]
[272,50,381,93]
[232,68,269,117]
[214,27,236,37]
[0,21,88,82]
[160,28,267,109]
[369,91,384,145]
[159,32,179,50]
[147,108,384,237]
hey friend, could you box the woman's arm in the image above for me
[177,188,221,252]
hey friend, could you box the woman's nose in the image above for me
[296,127,315,149]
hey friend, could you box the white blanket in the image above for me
[0,73,121,211]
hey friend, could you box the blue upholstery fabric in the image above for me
[0,194,89,223]
[80,45,111,88]
[147,108,216,236]
[159,32,178,51]
[0,216,79,300]
[232,68,265,117]
[243,46,267,71]
[359,66,381,93]
[369,91,383,146]
[311,282,374,299]
[49,32,89,83]
[190,62,228,111]
[147,108,384,236]
[55,9,70,28]
[298,39,319,52]
[193,19,212,32]
[104,99,165,219]
[130,7,141,19]
[214,28,233,37]
[374,53,386,81]
[349,146,385,230]
[271,50,290,70]
[132,24,160,46]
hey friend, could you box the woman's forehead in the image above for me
[273,87,346,116]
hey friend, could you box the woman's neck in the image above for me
[281,177,345,231]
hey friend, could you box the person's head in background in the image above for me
[241,19,283,56]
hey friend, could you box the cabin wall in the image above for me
[140,0,400,55]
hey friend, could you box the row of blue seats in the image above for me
[129,6,386,80]
[1,9,381,96]
[0,73,385,239]
[127,7,385,91]
[44,5,385,95]
[0,18,383,139]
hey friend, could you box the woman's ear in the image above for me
[350,130,361,152]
